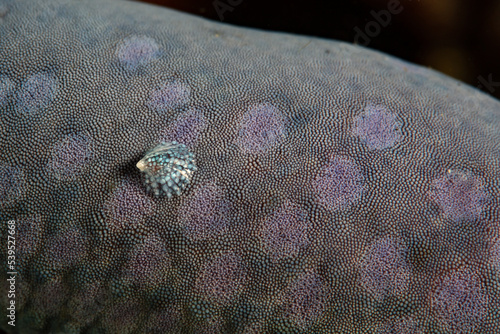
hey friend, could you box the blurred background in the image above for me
[136,0,500,100]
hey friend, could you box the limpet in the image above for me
[136,141,197,198]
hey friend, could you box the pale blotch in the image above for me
[66,282,106,329]
[432,269,488,333]
[147,81,190,112]
[261,200,310,261]
[0,75,13,106]
[116,35,159,70]
[353,104,402,150]
[196,252,246,305]
[145,306,182,334]
[491,237,500,272]
[160,109,207,148]
[0,163,27,207]
[377,317,421,334]
[102,299,144,334]
[124,234,170,288]
[47,133,94,181]
[428,170,488,222]
[46,227,87,270]
[16,72,57,115]
[17,215,43,265]
[236,103,286,154]
[179,181,230,241]
[283,270,328,329]
[103,180,154,233]
[359,236,411,301]
[313,156,364,212]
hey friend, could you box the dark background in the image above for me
[136,0,500,100]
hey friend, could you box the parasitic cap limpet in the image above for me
[137,141,197,198]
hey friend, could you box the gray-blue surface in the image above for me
[0,0,499,333]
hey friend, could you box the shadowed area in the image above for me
[0,0,499,333]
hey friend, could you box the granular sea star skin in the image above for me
[0,0,499,333]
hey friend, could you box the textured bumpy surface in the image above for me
[0,0,499,333]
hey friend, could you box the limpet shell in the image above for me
[137,141,197,198]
